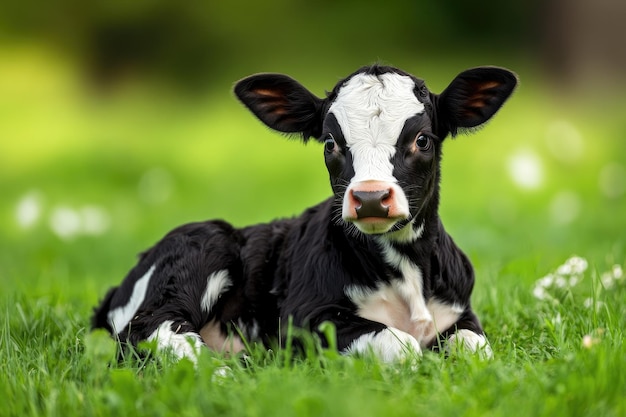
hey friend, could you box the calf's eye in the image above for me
[415,134,431,151]
[324,133,337,153]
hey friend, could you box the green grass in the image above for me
[1,48,625,417]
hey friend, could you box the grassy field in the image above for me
[1,49,625,416]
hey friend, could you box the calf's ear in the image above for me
[234,74,325,141]
[437,67,518,136]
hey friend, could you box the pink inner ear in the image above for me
[455,78,510,124]
[250,88,290,117]
[477,81,502,91]
[465,79,504,103]
[252,88,284,99]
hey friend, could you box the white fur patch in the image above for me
[346,327,422,363]
[201,270,231,314]
[347,240,438,346]
[380,241,434,343]
[384,220,425,243]
[427,299,464,334]
[347,239,470,348]
[330,72,425,184]
[346,284,412,332]
[148,320,204,363]
[107,264,156,334]
[448,329,493,359]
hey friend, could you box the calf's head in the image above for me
[235,65,517,237]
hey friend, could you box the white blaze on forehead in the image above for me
[329,72,425,183]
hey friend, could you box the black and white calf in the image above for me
[93,64,517,363]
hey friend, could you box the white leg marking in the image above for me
[447,329,493,359]
[107,264,156,334]
[148,320,204,363]
[346,327,422,363]
[201,270,231,314]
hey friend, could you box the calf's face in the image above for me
[324,71,435,235]
[235,65,517,236]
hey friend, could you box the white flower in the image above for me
[538,275,554,288]
[582,335,594,349]
[533,286,547,300]
[567,256,588,275]
[583,298,604,310]
[601,272,615,289]
[533,256,589,300]
[598,264,624,289]
[555,276,567,288]
[557,263,572,276]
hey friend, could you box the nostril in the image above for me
[380,189,392,207]
[351,190,363,207]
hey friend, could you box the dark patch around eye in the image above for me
[323,112,347,148]
[397,114,432,148]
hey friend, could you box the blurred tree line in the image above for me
[0,0,624,92]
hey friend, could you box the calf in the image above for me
[92,64,517,363]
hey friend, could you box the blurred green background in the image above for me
[1,0,625,306]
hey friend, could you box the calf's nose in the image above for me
[352,189,391,218]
